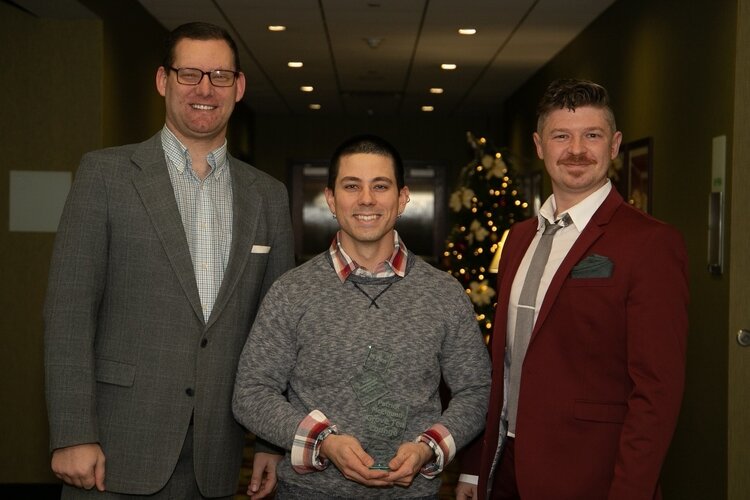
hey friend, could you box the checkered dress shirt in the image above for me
[161,126,233,322]
[329,230,408,282]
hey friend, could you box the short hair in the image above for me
[162,22,241,71]
[327,134,405,191]
[536,78,616,133]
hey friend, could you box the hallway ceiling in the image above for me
[17,0,616,117]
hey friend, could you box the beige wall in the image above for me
[0,0,172,484]
[81,0,166,147]
[0,2,103,482]
[501,0,737,497]
[728,1,749,498]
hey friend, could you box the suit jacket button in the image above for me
[200,338,208,348]
[185,388,194,397]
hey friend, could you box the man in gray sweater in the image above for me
[233,134,491,499]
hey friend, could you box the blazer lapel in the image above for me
[531,188,623,340]
[131,134,204,322]
[492,219,538,358]
[498,219,538,316]
[205,157,261,330]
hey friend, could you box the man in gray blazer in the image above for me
[44,22,294,499]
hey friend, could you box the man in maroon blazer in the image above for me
[456,79,689,500]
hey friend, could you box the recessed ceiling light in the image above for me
[268,25,286,32]
[421,105,434,112]
[458,28,477,35]
[429,87,444,94]
[288,61,303,68]
[300,86,314,92]
[364,37,383,49]
[441,63,457,70]
[309,104,321,110]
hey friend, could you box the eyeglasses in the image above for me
[168,66,239,87]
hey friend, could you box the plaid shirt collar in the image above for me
[161,125,229,177]
[329,230,408,283]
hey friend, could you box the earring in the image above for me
[332,213,337,219]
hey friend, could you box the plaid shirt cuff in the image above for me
[415,423,455,477]
[291,410,336,473]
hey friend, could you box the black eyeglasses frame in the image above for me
[168,66,240,87]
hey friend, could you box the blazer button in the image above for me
[200,338,208,348]
[185,388,194,397]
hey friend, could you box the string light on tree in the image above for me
[443,132,530,341]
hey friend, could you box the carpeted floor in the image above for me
[235,434,460,499]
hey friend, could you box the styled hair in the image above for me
[162,22,241,71]
[536,78,616,133]
[327,134,405,191]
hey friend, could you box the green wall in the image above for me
[501,0,736,497]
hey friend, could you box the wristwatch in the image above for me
[415,434,439,459]
[317,424,338,443]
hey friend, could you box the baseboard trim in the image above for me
[0,483,62,498]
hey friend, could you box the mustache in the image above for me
[558,153,596,165]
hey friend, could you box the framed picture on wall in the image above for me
[612,137,653,213]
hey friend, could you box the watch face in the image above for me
[319,427,336,441]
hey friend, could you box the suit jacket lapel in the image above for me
[531,188,623,340]
[499,220,538,316]
[493,219,538,359]
[131,134,204,322]
[205,157,261,330]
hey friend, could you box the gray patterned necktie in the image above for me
[506,214,571,434]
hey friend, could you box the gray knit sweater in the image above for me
[233,251,491,498]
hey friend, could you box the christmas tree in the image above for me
[443,132,530,341]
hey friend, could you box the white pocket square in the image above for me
[251,245,271,254]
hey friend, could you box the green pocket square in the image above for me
[571,254,613,278]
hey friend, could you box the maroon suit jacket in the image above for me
[462,188,689,500]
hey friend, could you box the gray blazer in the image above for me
[44,133,295,496]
